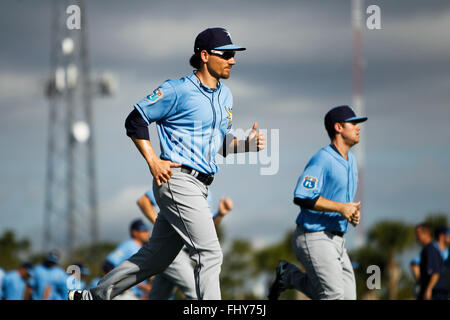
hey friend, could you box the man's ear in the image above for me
[200,50,209,63]
[334,122,343,134]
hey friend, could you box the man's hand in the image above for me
[218,197,234,216]
[350,208,360,227]
[149,159,181,187]
[339,201,360,223]
[246,123,266,152]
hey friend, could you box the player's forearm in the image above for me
[131,137,159,166]
[313,196,345,213]
[43,285,52,300]
[426,273,440,292]
[213,212,225,227]
[220,137,245,156]
[410,265,420,280]
[137,196,157,224]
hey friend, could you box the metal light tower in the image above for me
[352,0,366,247]
[44,0,114,257]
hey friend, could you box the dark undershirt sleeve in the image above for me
[125,108,150,140]
[294,196,320,210]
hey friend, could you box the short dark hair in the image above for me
[434,225,448,240]
[189,53,202,69]
[326,124,336,140]
[416,222,432,234]
[326,122,345,140]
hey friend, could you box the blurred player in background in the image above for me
[1,262,33,300]
[410,225,449,298]
[137,188,233,299]
[102,219,152,299]
[0,267,4,299]
[29,250,66,300]
[415,223,448,300]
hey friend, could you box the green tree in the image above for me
[424,213,448,237]
[253,230,306,300]
[0,230,30,270]
[253,230,296,274]
[366,220,416,299]
[220,239,259,299]
[349,245,388,299]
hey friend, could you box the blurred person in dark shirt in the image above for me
[415,223,448,300]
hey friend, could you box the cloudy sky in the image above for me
[1,0,449,258]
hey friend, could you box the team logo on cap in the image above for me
[146,88,163,104]
[303,176,317,190]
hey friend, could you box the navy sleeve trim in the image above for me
[125,108,149,140]
[294,196,319,210]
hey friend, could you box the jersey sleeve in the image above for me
[106,244,127,267]
[294,164,325,200]
[133,81,178,124]
[145,189,157,206]
[410,255,421,266]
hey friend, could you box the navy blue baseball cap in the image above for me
[21,262,33,274]
[45,249,61,264]
[324,105,367,133]
[194,27,246,53]
[130,219,149,232]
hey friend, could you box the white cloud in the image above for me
[98,185,151,240]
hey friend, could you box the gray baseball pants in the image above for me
[283,225,356,300]
[90,168,222,300]
[149,248,197,300]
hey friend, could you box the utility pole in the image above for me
[44,0,115,257]
[352,0,366,247]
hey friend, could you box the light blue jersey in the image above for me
[145,189,157,207]
[29,265,51,300]
[1,271,26,300]
[134,73,233,175]
[88,277,101,290]
[106,239,145,298]
[0,268,4,299]
[294,145,358,234]
[48,266,69,300]
[106,239,141,267]
[29,264,68,300]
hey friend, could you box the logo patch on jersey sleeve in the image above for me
[225,106,232,129]
[302,176,318,190]
[146,88,163,104]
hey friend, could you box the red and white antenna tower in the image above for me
[352,0,366,247]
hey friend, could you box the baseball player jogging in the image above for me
[69,27,265,300]
[137,188,233,299]
[268,105,367,300]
